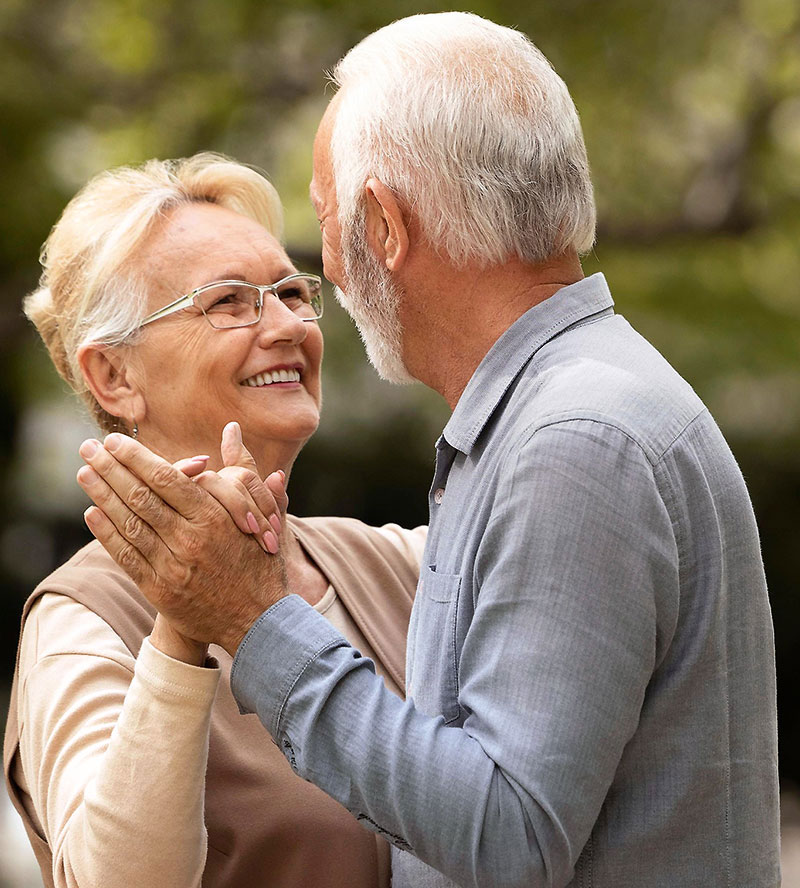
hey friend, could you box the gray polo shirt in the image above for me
[232,273,779,887]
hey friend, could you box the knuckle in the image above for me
[150,462,177,489]
[232,478,249,500]
[220,466,249,483]
[123,511,148,544]
[127,483,157,513]
[117,542,141,575]
[240,470,260,490]
[181,532,205,561]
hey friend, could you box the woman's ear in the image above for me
[77,344,145,426]
[364,178,409,272]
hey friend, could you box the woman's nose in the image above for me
[256,296,309,345]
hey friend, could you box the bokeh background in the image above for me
[1,0,799,884]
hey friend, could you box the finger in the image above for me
[220,421,259,472]
[219,422,283,532]
[265,471,289,518]
[85,435,210,522]
[77,464,168,565]
[174,455,210,477]
[83,503,159,589]
[214,467,280,553]
[79,438,185,538]
[193,469,274,553]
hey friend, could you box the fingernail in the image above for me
[246,512,260,535]
[105,433,122,451]
[77,465,99,485]
[191,455,211,463]
[83,506,100,527]
[269,513,281,534]
[263,530,279,554]
[225,421,242,443]
[79,439,99,459]
[278,470,286,482]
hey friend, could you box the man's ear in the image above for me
[77,344,145,425]
[364,178,409,272]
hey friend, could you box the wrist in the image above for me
[221,608,264,658]
[151,616,209,666]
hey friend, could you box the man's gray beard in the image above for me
[335,222,415,385]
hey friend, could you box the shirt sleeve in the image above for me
[17,593,220,888]
[231,420,677,888]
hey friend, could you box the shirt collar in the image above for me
[442,272,615,455]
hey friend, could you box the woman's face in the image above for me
[128,201,323,468]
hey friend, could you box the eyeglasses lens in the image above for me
[196,277,323,329]
[275,277,323,320]
[197,284,261,328]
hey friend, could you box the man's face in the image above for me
[310,99,414,385]
[309,101,346,290]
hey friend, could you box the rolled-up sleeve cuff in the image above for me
[230,594,348,734]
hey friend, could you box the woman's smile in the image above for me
[128,201,323,470]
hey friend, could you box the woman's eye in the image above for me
[279,287,306,307]
[203,288,243,311]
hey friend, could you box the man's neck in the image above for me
[400,250,585,409]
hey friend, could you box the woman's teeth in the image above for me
[242,368,301,387]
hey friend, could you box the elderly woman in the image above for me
[3,154,424,888]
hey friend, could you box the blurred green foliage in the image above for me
[0,0,798,780]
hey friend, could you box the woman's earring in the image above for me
[131,420,139,440]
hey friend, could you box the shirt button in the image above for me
[434,488,445,504]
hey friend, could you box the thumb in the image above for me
[220,421,259,471]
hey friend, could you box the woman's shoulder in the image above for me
[26,540,155,658]
[37,539,131,589]
[22,591,135,671]
[289,515,427,569]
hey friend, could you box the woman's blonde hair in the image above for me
[25,153,284,433]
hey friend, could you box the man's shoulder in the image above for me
[500,313,709,462]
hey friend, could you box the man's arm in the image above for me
[80,421,676,888]
[225,421,677,887]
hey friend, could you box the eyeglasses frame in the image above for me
[138,272,324,329]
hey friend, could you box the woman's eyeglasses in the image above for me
[139,274,324,329]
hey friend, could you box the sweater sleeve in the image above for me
[17,593,220,888]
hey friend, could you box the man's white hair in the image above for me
[330,11,596,268]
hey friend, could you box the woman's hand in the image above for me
[192,422,287,555]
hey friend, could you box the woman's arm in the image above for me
[17,593,219,888]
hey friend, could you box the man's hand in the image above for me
[77,431,289,656]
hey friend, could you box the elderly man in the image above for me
[80,12,780,888]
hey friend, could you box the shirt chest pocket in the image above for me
[409,567,462,725]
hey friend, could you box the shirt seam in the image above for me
[453,300,614,450]
[27,650,136,677]
[515,407,707,467]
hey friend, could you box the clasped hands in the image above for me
[77,421,288,659]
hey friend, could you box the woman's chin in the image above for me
[238,414,320,454]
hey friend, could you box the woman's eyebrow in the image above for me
[193,265,297,286]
